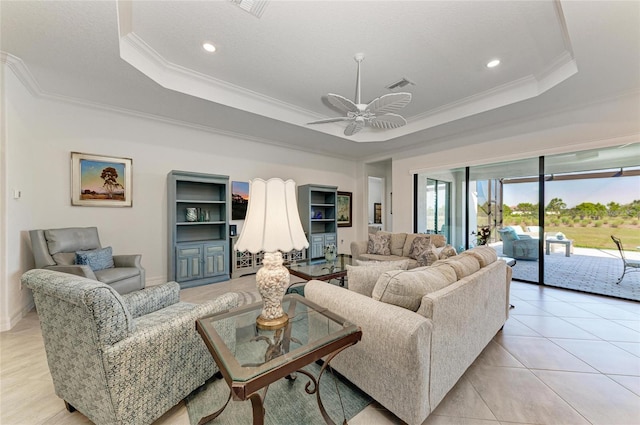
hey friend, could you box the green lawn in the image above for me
[543,225,639,250]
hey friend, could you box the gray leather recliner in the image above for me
[29,227,145,294]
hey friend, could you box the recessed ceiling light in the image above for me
[486,59,500,68]
[203,42,216,53]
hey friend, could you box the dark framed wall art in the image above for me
[337,191,352,227]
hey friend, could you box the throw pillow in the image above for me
[409,236,430,259]
[372,267,458,311]
[76,246,114,271]
[438,244,458,260]
[367,233,391,255]
[416,244,439,267]
[346,262,408,297]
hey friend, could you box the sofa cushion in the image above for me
[402,234,423,257]
[76,246,115,271]
[356,259,410,269]
[95,267,141,284]
[429,234,447,248]
[45,227,101,255]
[465,246,498,268]
[358,254,419,269]
[368,233,391,255]
[52,252,76,265]
[439,245,458,260]
[346,262,409,297]
[379,232,407,256]
[434,254,481,280]
[372,267,458,311]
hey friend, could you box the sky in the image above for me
[503,177,640,208]
[80,160,125,193]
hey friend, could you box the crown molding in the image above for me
[1,52,355,160]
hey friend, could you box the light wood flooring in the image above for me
[1,276,639,425]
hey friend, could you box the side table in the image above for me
[196,294,362,425]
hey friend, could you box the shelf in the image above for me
[176,238,225,244]
[176,200,226,204]
[177,221,225,226]
[310,203,335,207]
[311,219,335,222]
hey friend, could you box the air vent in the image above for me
[229,0,269,18]
[386,77,415,90]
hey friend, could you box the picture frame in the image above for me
[337,191,352,227]
[374,202,382,224]
[229,224,237,237]
[232,181,250,220]
[71,152,132,207]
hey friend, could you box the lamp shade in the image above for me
[235,178,309,254]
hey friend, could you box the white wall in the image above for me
[1,66,358,330]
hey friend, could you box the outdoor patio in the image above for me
[492,243,640,302]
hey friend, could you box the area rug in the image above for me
[185,361,372,425]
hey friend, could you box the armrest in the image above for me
[350,241,368,260]
[45,264,97,280]
[121,281,180,318]
[112,254,143,268]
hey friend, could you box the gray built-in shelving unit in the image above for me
[167,171,229,288]
[297,184,338,259]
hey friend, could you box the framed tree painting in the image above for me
[71,152,132,207]
[337,191,352,227]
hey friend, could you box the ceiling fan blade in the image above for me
[366,92,412,114]
[307,117,351,125]
[369,113,407,129]
[344,118,364,136]
[327,94,359,113]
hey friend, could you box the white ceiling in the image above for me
[2,1,639,160]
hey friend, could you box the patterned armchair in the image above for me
[498,227,539,260]
[21,269,238,425]
[29,227,145,294]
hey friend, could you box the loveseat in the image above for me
[306,246,511,425]
[351,231,456,269]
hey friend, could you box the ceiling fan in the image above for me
[308,53,412,136]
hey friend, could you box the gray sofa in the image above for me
[351,232,453,269]
[306,246,511,425]
[30,227,145,294]
[21,269,237,425]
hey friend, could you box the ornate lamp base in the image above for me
[255,252,290,330]
[256,313,289,330]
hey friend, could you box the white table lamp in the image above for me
[234,178,309,329]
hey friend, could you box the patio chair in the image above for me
[498,227,539,260]
[611,235,640,284]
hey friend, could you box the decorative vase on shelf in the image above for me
[185,208,197,222]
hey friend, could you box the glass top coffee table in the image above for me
[286,254,353,286]
[196,294,362,425]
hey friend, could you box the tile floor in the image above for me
[1,279,639,425]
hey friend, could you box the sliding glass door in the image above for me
[414,142,640,299]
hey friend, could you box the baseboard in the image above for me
[0,301,35,332]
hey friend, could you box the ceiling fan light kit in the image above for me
[308,54,412,136]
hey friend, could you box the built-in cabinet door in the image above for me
[176,245,203,281]
[311,235,325,259]
[204,243,226,277]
